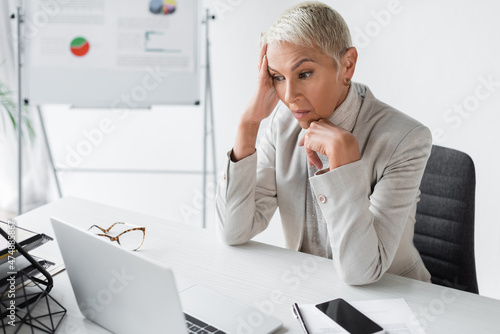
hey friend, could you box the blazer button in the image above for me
[318,195,327,204]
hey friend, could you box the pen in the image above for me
[292,303,310,334]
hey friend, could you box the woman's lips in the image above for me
[292,110,311,119]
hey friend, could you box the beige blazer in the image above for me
[215,83,432,285]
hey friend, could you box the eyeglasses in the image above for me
[88,222,146,251]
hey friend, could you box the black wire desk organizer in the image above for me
[0,221,66,333]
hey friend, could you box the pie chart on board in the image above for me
[70,37,90,57]
[149,0,177,15]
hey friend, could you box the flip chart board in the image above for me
[26,0,200,108]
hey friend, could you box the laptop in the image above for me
[50,217,282,334]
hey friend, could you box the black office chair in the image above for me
[414,145,479,294]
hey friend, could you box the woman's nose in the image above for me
[284,81,300,104]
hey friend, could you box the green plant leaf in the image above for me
[0,81,35,143]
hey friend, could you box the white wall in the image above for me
[38,0,500,299]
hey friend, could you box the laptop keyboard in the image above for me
[185,313,226,334]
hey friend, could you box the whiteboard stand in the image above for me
[37,100,217,228]
[37,106,62,199]
[15,4,23,215]
[34,9,218,229]
[202,9,217,228]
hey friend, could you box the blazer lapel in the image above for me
[277,125,308,250]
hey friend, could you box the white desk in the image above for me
[10,197,500,333]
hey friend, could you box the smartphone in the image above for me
[315,298,384,334]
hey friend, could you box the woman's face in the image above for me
[266,43,351,129]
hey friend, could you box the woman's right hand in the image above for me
[242,43,279,125]
[231,43,279,162]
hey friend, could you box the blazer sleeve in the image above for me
[309,125,432,285]
[215,113,279,245]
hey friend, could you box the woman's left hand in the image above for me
[298,119,361,170]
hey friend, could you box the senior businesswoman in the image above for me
[215,1,432,285]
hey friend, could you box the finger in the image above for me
[258,43,267,71]
[299,132,323,169]
[259,54,270,81]
[298,133,305,147]
[306,148,323,169]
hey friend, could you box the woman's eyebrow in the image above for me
[292,58,315,71]
[268,58,316,73]
[267,65,279,73]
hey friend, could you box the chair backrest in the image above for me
[414,145,478,293]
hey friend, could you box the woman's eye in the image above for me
[299,72,312,79]
[272,75,285,82]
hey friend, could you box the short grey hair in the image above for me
[262,1,352,70]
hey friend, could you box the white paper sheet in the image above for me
[298,298,425,334]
